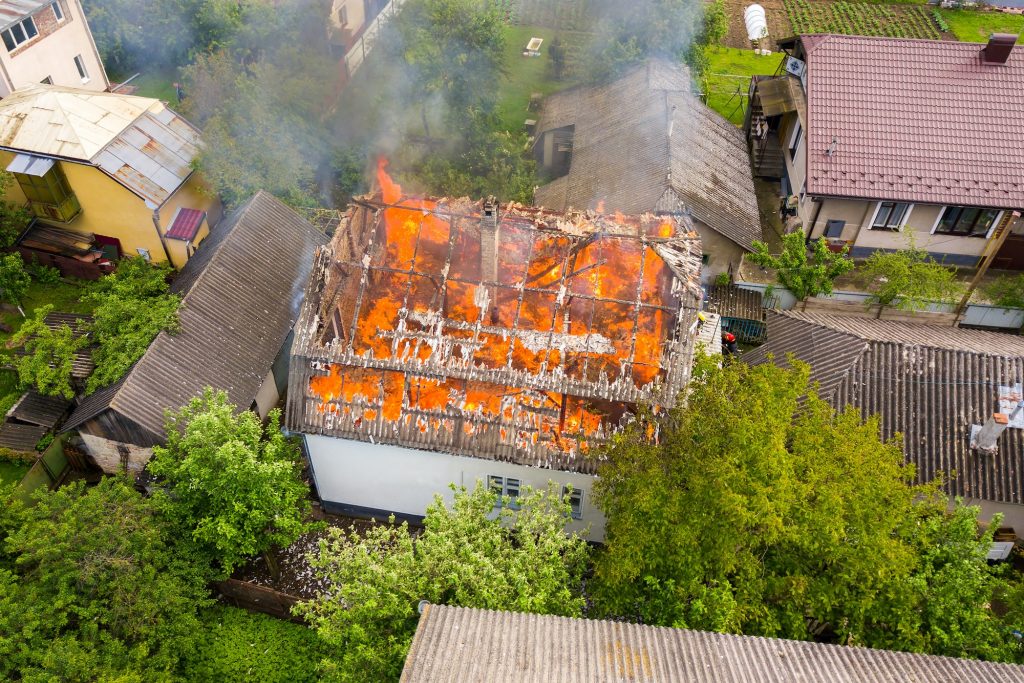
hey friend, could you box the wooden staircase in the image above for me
[748,104,785,179]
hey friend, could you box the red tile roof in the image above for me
[165,208,206,241]
[803,34,1024,209]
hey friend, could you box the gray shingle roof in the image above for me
[532,60,761,252]
[63,191,328,442]
[746,311,1024,505]
[401,604,1024,682]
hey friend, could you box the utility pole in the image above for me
[954,210,1022,324]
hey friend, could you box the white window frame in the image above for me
[561,485,584,520]
[1,16,38,51]
[136,247,151,261]
[930,205,1003,239]
[73,54,89,83]
[787,119,803,161]
[488,475,521,510]
[868,201,914,231]
[52,1,64,22]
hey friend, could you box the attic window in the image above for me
[2,16,37,51]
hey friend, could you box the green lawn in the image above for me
[0,458,29,486]
[497,25,581,132]
[0,279,96,349]
[939,10,1024,43]
[129,67,181,103]
[703,48,785,125]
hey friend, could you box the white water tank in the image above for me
[744,4,768,42]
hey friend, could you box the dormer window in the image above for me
[2,16,38,51]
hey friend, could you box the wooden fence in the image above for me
[217,579,306,623]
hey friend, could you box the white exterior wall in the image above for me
[305,434,605,540]
[694,218,744,284]
[78,432,153,474]
[253,368,280,418]
[0,0,108,95]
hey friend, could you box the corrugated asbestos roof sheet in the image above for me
[803,34,1024,208]
[401,604,1024,682]
[533,60,761,252]
[0,84,201,206]
[63,192,328,442]
[746,311,1024,505]
[9,390,70,428]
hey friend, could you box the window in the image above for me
[13,164,80,222]
[51,1,64,22]
[562,485,584,520]
[701,254,710,266]
[338,4,348,25]
[824,219,845,238]
[487,475,521,510]
[136,247,151,261]
[934,206,1000,237]
[788,120,802,161]
[73,54,88,82]
[872,202,910,230]
[1,16,38,51]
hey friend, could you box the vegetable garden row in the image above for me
[785,0,943,40]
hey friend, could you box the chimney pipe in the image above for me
[970,412,1009,453]
[480,197,500,323]
[982,33,1017,65]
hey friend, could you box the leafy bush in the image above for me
[25,258,61,285]
[179,606,333,683]
[982,273,1024,309]
[10,305,88,399]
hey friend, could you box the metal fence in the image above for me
[344,0,407,78]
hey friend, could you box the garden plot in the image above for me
[785,0,943,39]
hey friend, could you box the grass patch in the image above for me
[939,10,1024,43]
[0,279,96,350]
[180,606,334,683]
[0,459,28,486]
[703,48,785,125]
[130,67,181,103]
[497,25,581,132]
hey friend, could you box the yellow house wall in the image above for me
[156,174,222,269]
[0,150,223,268]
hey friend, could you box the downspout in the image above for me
[806,197,824,244]
[150,207,173,265]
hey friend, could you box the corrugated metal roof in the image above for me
[8,390,70,428]
[803,35,1024,208]
[62,192,328,443]
[165,208,205,241]
[0,0,47,30]
[0,84,201,206]
[746,311,1024,505]
[533,60,761,252]
[402,604,1024,682]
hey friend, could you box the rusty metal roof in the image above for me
[0,84,201,207]
[533,60,761,252]
[746,311,1024,505]
[0,0,48,30]
[402,604,1024,682]
[802,35,1024,208]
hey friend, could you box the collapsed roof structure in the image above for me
[287,165,704,471]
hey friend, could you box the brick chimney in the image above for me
[970,412,1009,453]
[982,34,1017,65]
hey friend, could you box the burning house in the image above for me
[286,166,704,539]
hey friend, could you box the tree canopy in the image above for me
[0,477,210,681]
[748,232,854,304]
[0,253,30,313]
[592,354,1021,661]
[296,482,590,681]
[85,257,180,393]
[148,388,313,577]
[10,305,88,400]
[860,241,963,312]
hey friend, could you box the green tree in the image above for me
[10,305,88,399]
[148,388,313,578]
[860,241,963,315]
[85,257,180,392]
[393,0,506,135]
[0,477,210,681]
[592,355,1019,659]
[296,482,590,681]
[0,171,32,248]
[981,273,1024,309]
[748,232,854,308]
[0,252,31,315]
